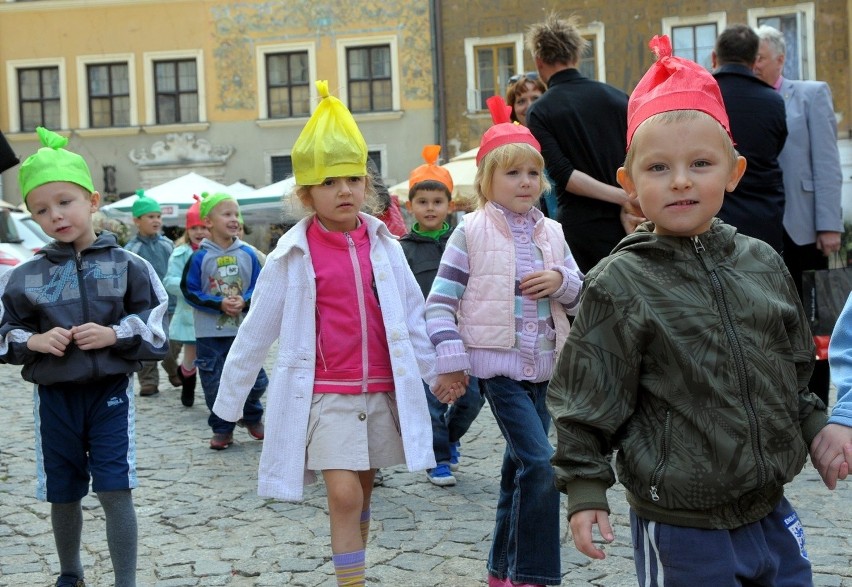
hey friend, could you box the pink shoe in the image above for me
[487,575,511,587]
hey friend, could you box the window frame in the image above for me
[579,22,607,82]
[464,33,524,113]
[256,42,317,121]
[142,49,206,127]
[748,3,816,80]
[76,54,136,130]
[336,36,400,116]
[662,12,727,70]
[5,58,67,133]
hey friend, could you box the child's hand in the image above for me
[810,424,852,490]
[569,509,614,560]
[221,296,244,317]
[434,372,467,404]
[71,323,118,350]
[520,270,562,299]
[27,327,73,356]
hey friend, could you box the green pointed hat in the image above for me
[18,127,94,200]
[132,189,162,217]
[199,191,237,219]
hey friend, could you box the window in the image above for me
[749,4,816,80]
[464,34,524,112]
[662,13,727,70]
[18,66,61,132]
[346,45,392,112]
[154,59,198,124]
[87,63,130,128]
[271,155,293,183]
[578,24,606,82]
[143,50,205,126]
[336,37,400,115]
[266,51,310,118]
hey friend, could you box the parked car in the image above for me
[0,207,41,275]
[11,210,51,252]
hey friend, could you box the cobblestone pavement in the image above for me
[1,358,851,586]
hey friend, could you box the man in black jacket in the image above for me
[525,13,634,273]
[712,24,788,252]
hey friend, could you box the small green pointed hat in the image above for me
[18,127,94,200]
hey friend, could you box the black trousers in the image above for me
[783,231,831,406]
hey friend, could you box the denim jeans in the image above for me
[196,336,267,434]
[481,376,561,585]
[425,376,485,464]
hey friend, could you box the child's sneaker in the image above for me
[449,441,461,471]
[55,575,85,587]
[209,432,233,450]
[426,463,456,486]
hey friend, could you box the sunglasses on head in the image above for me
[508,71,539,84]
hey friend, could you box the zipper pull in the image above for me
[76,251,83,270]
[344,232,354,247]
[650,486,660,502]
[692,235,705,254]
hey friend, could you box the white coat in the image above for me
[213,214,437,501]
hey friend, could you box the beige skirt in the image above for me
[305,392,406,471]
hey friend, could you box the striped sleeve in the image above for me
[425,226,471,374]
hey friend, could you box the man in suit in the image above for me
[754,24,844,405]
[712,24,788,253]
[525,13,634,273]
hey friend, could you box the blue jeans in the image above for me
[425,376,485,464]
[481,376,561,585]
[196,336,267,434]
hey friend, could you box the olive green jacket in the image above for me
[547,220,826,529]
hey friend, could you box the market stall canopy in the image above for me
[99,172,228,226]
[388,148,478,210]
[100,173,300,227]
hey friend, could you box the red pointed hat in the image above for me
[185,194,204,229]
[627,35,732,148]
[476,96,541,166]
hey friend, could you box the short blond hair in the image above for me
[623,110,738,176]
[475,143,549,208]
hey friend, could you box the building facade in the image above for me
[0,0,437,204]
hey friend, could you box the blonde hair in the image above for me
[294,174,381,216]
[623,110,739,175]
[526,12,588,66]
[474,143,549,208]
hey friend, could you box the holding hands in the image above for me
[221,295,245,317]
[434,371,468,404]
[810,424,852,490]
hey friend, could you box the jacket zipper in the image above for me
[649,408,672,502]
[75,251,99,377]
[691,235,766,489]
[345,232,370,394]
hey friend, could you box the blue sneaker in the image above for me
[449,441,461,471]
[426,463,457,486]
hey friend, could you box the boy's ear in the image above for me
[616,167,635,197]
[448,199,456,212]
[89,191,101,212]
[726,156,747,193]
[404,200,413,213]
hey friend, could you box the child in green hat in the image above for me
[125,189,179,396]
[0,127,170,587]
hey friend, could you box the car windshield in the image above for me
[0,209,22,244]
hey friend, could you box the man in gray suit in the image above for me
[755,25,844,405]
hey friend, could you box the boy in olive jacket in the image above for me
[547,36,829,586]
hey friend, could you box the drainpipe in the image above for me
[429,0,447,153]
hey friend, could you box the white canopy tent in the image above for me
[100,173,299,227]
